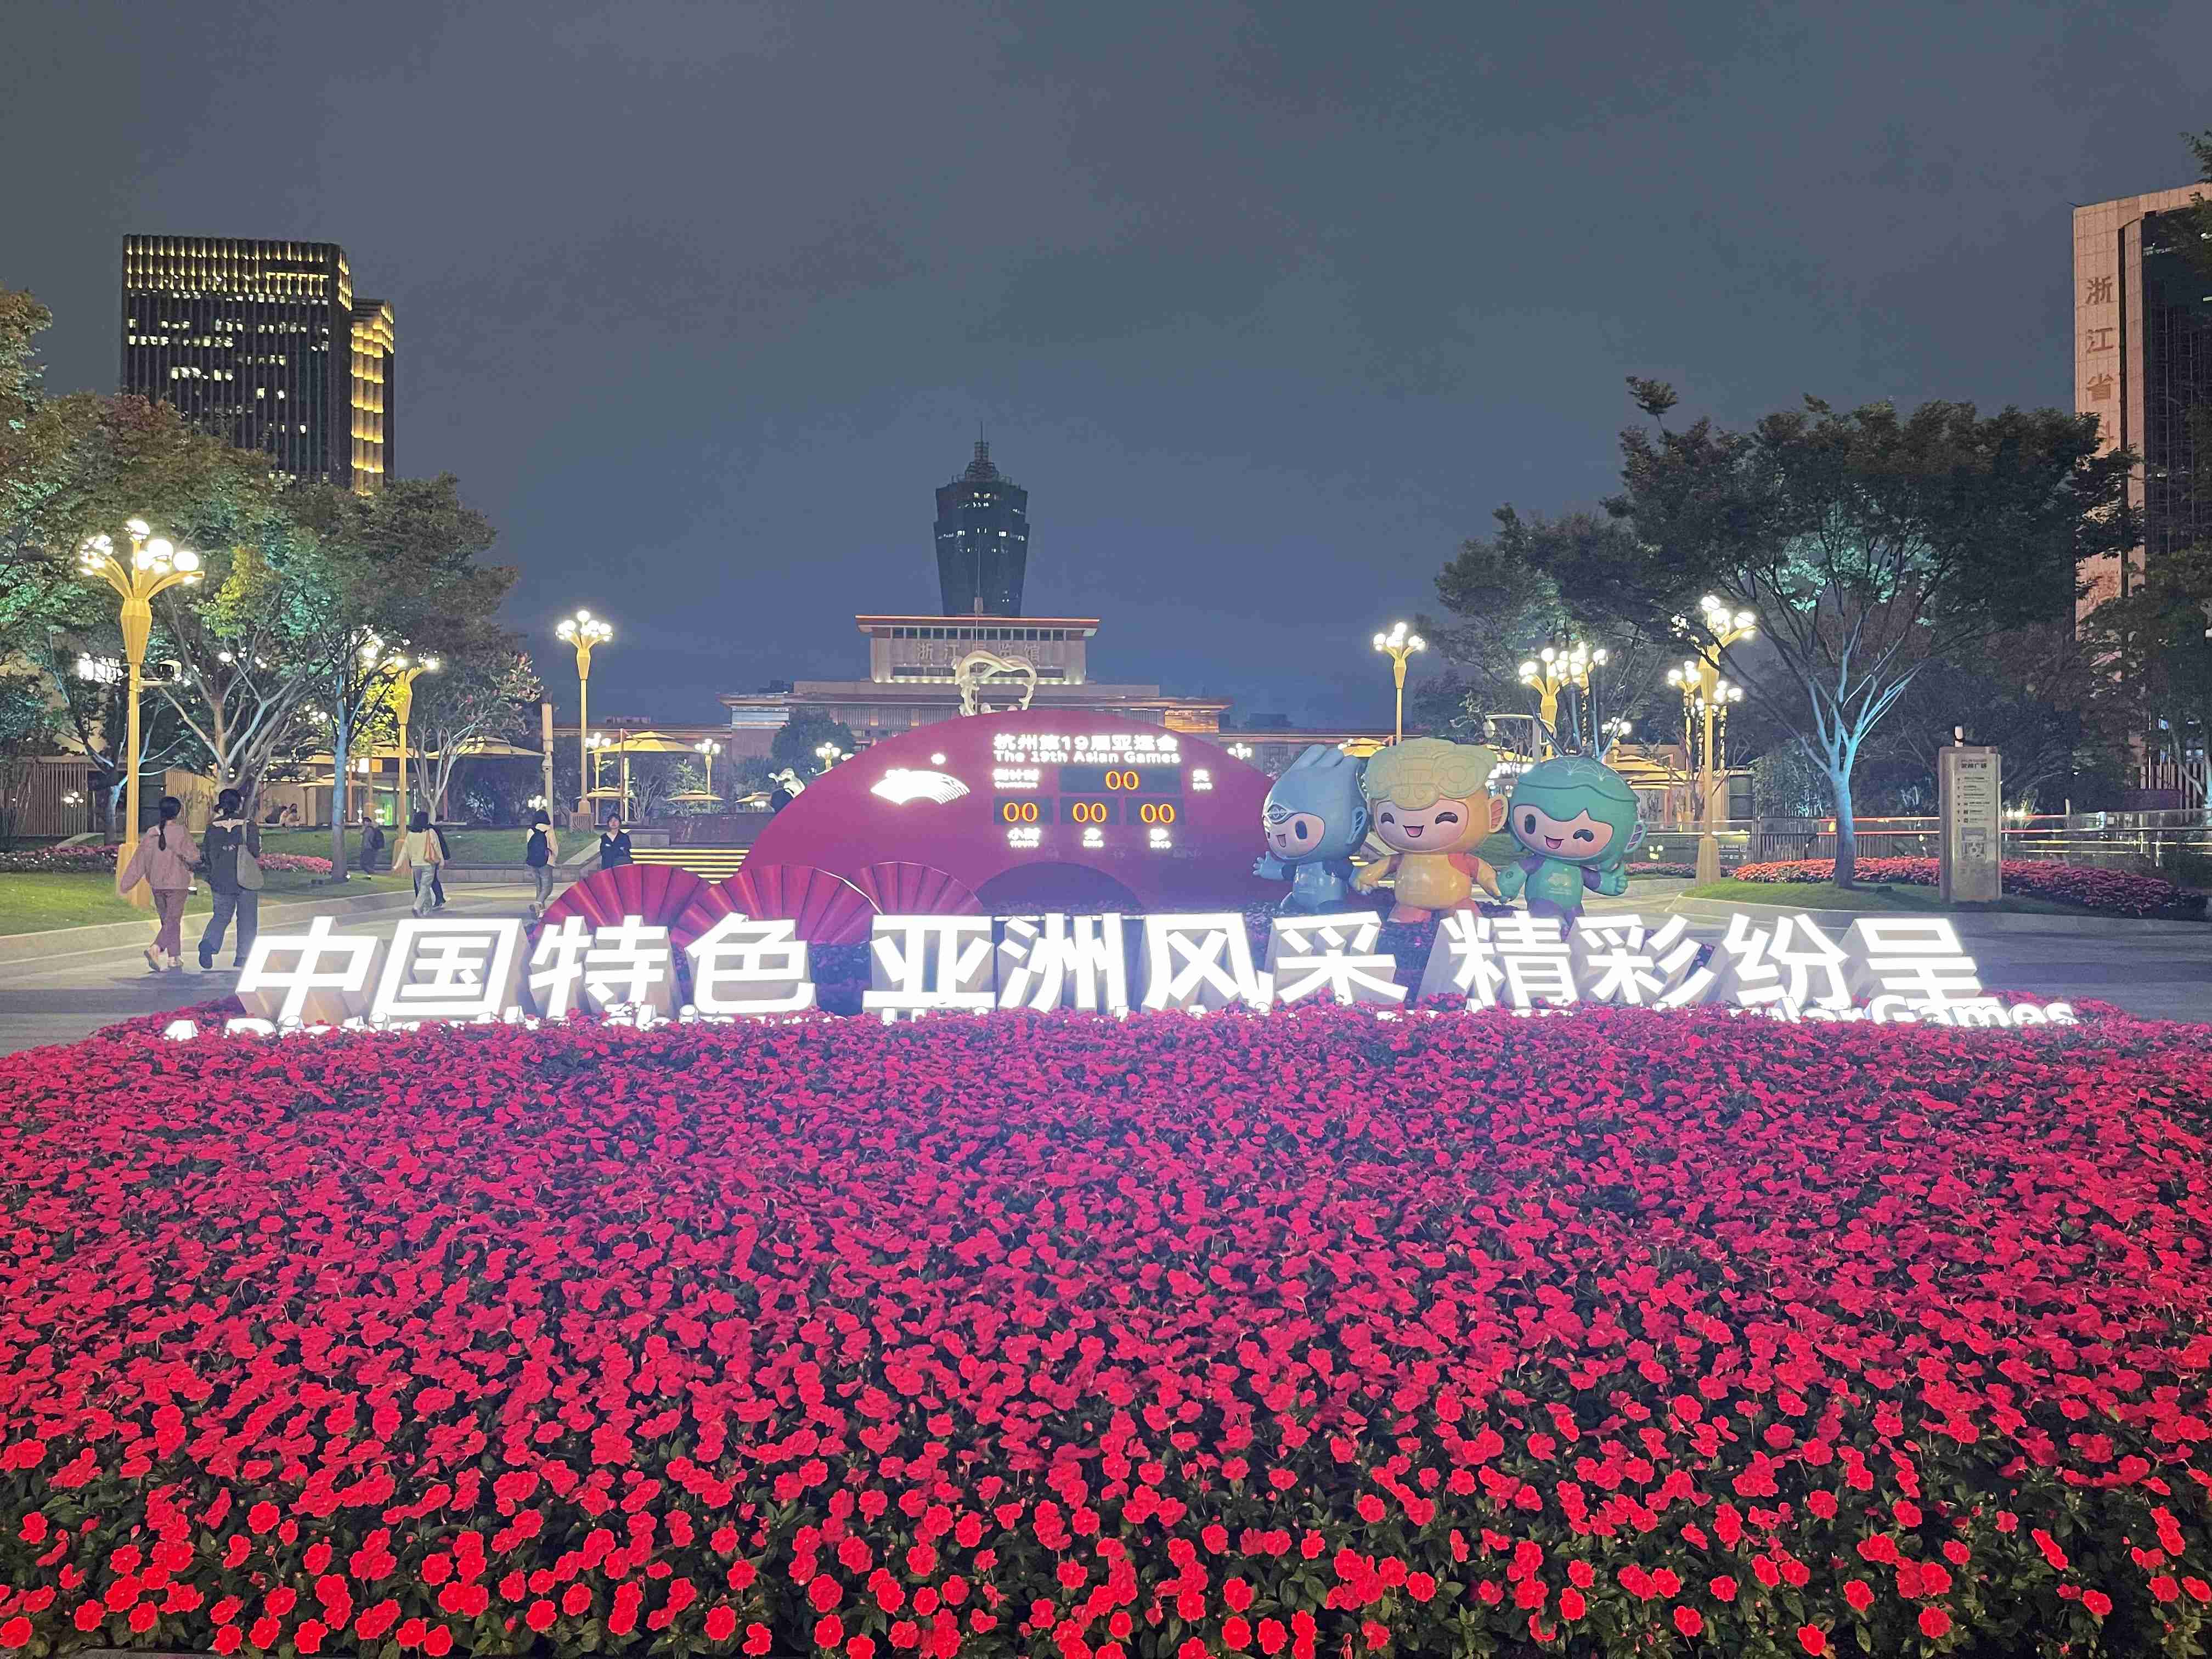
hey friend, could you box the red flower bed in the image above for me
[1730,856,2205,919]
[3,1008,2211,1658]
[0,845,332,877]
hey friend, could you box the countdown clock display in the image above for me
[741,708,1278,915]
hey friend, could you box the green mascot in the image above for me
[1492,755,1645,924]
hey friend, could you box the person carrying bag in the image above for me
[390,809,447,916]
[196,787,263,971]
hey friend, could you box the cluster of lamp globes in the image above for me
[1668,660,1746,714]
[556,610,613,653]
[76,518,204,585]
[1518,639,1608,690]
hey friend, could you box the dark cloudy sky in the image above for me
[4,0,2207,725]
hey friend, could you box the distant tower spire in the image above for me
[935,433,1029,615]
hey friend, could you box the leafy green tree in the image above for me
[408,642,540,819]
[2082,545,2212,811]
[1426,508,1673,753]
[285,477,512,874]
[1503,386,2133,882]
[771,710,859,779]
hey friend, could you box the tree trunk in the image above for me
[1830,764,1858,888]
[329,689,350,882]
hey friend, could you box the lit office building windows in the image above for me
[120,236,394,493]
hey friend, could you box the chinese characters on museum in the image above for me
[168,909,2075,1042]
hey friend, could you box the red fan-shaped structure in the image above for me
[847,861,982,918]
[673,864,879,947]
[534,863,713,946]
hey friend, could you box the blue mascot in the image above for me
[1253,744,1370,913]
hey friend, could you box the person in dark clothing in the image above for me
[359,818,386,873]
[197,787,262,970]
[430,822,453,910]
[524,810,560,917]
[599,815,634,870]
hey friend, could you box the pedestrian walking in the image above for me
[359,817,386,873]
[524,810,560,917]
[390,809,447,916]
[196,788,263,971]
[116,795,198,973]
[430,821,453,910]
[598,815,633,870]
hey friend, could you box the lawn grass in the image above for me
[1683,878,2090,917]
[0,868,411,936]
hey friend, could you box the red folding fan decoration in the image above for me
[846,861,983,918]
[532,863,712,945]
[674,864,879,947]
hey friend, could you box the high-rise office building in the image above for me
[2073,187,2212,618]
[934,439,1029,616]
[121,236,393,492]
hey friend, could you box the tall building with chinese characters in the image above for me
[121,236,394,492]
[2073,187,2212,620]
[934,439,1029,615]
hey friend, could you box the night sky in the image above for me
[5,1,2207,726]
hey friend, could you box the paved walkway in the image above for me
[0,884,538,1057]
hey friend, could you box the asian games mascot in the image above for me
[1253,744,1370,913]
[1350,738,1508,923]
[1492,754,1645,924]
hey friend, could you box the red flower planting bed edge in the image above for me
[1726,857,2204,920]
[2,1007,2210,1658]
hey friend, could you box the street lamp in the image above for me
[78,520,201,906]
[1517,640,1603,756]
[1226,742,1255,761]
[584,731,612,798]
[814,742,849,775]
[1371,622,1426,744]
[1671,595,1757,878]
[554,610,612,817]
[381,651,439,819]
[694,738,723,798]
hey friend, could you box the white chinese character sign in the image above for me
[865,916,996,1020]
[186,902,2078,1043]
[1266,913,1404,1007]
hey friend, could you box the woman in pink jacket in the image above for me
[116,795,199,972]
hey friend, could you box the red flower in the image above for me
[2083,1590,2113,1618]
[1798,1627,1827,1655]
[1674,1607,1703,1638]
[1918,1608,1952,1638]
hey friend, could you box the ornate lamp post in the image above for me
[694,738,723,799]
[383,651,439,819]
[584,732,612,803]
[78,521,201,906]
[1226,742,1255,761]
[1671,595,1756,878]
[1517,640,1601,756]
[1371,622,1425,744]
[554,610,612,819]
[814,742,849,775]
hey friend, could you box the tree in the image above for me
[409,644,541,819]
[0,670,57,848]
[771,711,859,779]
[285,477,513,876]
[1426,508,1672,754]
[2082,544,2212,810]
[1505,387,2134,883]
